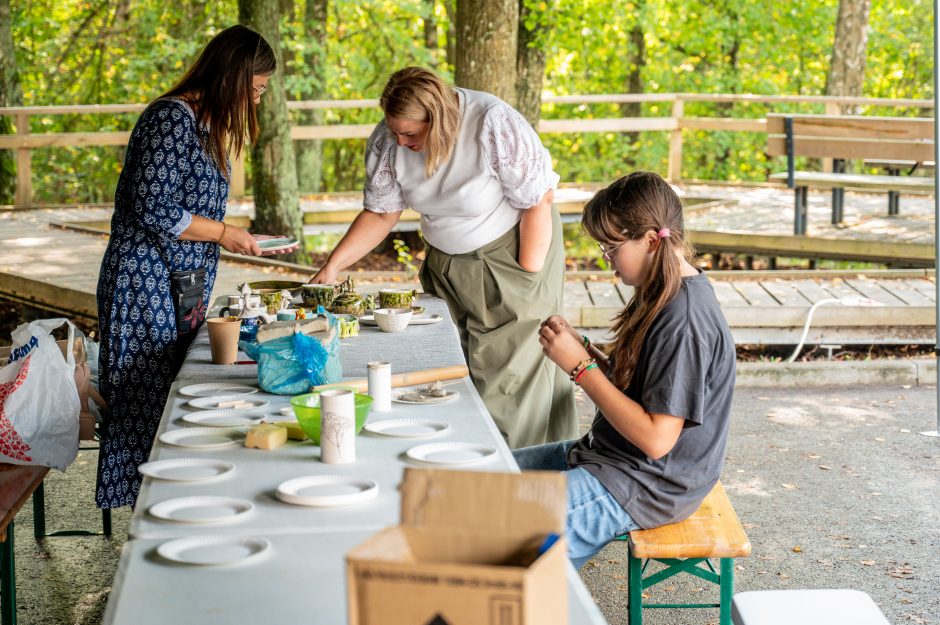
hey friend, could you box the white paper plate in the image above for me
[359,314,443,326]
[187,396,270,410]
[178,383,258,398]
[256,237,300,252]
[275,475,379,507]
[406,442,497,466]
[138,458,235,482]
[364,418,450,438]
[157,535,270,566]
[158,428,243,449]
[392,390,459,405]
[181,410,266,428]
[149,496,254,524]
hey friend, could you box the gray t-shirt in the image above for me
[567,271,735,528]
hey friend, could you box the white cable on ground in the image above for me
[786,297,883,363]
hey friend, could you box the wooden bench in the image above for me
[0,463,49,625]
[615,480,751,625]
[766,114,935,234]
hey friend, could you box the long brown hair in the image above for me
[160,25,276,179]
[379,67,460,177]
[582,172,694,390]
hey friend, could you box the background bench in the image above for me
[766,114,935,234]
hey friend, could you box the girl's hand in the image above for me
[252,234,300,256]
[221,226,261,255]
[539,315,589,374]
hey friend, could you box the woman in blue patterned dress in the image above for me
[95,25,295,509]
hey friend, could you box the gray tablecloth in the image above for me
[178,295,466,382]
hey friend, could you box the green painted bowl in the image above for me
[290,390,373,445]
[244,280,306,298]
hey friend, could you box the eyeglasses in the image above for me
[253,84,267,96]
[597,240,628,261]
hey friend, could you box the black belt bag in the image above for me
[170,267,207,336]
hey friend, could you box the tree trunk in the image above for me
[444,0,456,73]
[455,0,519,105]
[424,0,439,51]
[826,0,871,113]
[295,0,328,195]
[514,0,550,126]
[620,13,646,148]
[0,0,20,205]
[239,0,305,260]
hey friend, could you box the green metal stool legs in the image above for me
[623,540,736,625]
[1,520,16,625]
[31,482,112,539]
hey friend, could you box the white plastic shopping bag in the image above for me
[0,318,81,470]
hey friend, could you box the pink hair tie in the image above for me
[657,228,671,239]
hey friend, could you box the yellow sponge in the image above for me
[245,424,288,450]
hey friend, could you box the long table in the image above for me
[103,297,609,624]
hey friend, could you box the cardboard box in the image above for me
[346,468,568,625]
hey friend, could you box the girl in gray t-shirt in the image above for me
[514,171,736,569]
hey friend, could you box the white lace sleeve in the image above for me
[481,104,560,209]
[363,122,407,213]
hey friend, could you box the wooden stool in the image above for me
[731,589,890,625]
[616,481,751,625]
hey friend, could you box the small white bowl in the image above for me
[372,307,413,333]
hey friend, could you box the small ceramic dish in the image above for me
[372,308,413,333]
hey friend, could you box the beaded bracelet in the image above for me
[574,363,598,386]
[569,357,596,382]
[216,221,228,245]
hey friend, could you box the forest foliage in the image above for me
[7,0,935,204]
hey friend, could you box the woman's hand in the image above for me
[253,234,300,256]
[309,264,339,285]
[538,315,589,374]
[220,225,261,255]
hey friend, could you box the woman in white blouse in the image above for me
[311,67,576,448]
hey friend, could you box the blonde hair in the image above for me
[380,67,460,177]
[581,172,694,390]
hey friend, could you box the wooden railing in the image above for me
[0,93,932,208]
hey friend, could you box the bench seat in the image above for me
[618,480,751,625]
[768,171,934,192]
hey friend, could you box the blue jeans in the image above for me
[513,441,639,570]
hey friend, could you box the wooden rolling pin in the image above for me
[310,364,469,393]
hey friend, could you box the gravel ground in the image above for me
[5,383,938,625]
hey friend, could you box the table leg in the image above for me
[31,482,45,540]
[1,520,16,625]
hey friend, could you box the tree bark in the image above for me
[424,0,439,51]
[239,0,305,259]
[514,0,549,126]
[0,0,21,205]
[295,0,328,195]
[620,12,646,148]
[444,0,457,73]
[826,0,871,113]
[455,0,519,105]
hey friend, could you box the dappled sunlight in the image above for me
[725,477,773,498]
[765,405,819,428]
[6,237,51,248]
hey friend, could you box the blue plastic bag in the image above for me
[239,310,341,394]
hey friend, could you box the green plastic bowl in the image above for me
[290,390,373,445]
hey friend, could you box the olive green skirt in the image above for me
[419,208,578,448]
